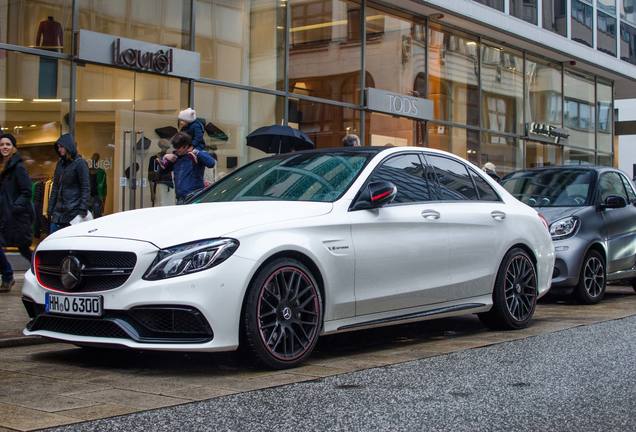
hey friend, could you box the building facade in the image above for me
[0,0,634,218]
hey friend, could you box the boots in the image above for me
[0,279,15,293]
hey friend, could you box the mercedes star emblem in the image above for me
[60,256,82,291]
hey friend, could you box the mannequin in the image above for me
[36,16,63,50]
[88,153,107,217]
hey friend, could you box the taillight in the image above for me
[538,213,549,230]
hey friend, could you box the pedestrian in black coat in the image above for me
[0,133,33,292]
[48,133,90,233]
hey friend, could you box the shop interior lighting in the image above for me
[29,124,37,127]
[0,98,23,102]
[465,41,477,46]
[87,99,133,102]
[33,98,62,102]
[290,15,383,33]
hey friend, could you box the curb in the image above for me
[0,335,52,349]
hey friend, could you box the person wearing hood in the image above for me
[48,133,90,233]
[178,107,205,151]
[0,133,33,292]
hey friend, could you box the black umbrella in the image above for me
[246,124,314,154]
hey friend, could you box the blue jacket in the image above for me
[162,150,215,199]
[181,120,205,151]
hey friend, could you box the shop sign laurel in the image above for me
[366,88,433,121]
[112,38,173,74]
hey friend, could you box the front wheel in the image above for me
[241,258,323,369]
[573,250,605,305]
[479,248,537,330]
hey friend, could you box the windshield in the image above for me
[501,169,594,207]
[195,151,373,203]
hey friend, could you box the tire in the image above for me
[241,257,323,369]
[573,250,606,305]
[478,247,537,330]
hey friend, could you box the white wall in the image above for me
[616,99,636,179]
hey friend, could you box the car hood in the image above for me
[536,206,588,224]
[46,201,333,249]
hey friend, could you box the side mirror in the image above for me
[350,181,397,211]
[600,195,627,210]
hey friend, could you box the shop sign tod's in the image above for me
[366,88,433,121]
[77,30,200,80]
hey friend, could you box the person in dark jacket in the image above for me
[48,133,90,233]
[159,132,215,204]
[178,108,205,151]
[0,133,33,292]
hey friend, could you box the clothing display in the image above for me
[36,17,62,99]
[36,17,63,49]
[89,167,107,218]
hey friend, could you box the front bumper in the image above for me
[550,235,591,289]
[22,237,256,352]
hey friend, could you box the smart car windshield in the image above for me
[195,151,373,203]
[501,169,594,207]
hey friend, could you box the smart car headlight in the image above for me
[549,217,580,240]
[143,238,239,280]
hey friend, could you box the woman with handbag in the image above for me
[0,133,33,292]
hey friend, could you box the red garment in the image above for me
[36,18,63,48]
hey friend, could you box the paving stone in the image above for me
[56,403,140,421]
[70,388,190,410]
[0,403,78,431]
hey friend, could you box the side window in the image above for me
[369,154,431,204]
[598,172,628,202]
[470,169,501,201]
[619,174,636,203]
[426,155,479,200]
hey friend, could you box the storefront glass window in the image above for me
[571,0,593,47]
[564,70,595,151]
[288,0,362,104]
[367,112,418,147]
[481,43,523,134]
[194,83,285,172]
[510,0,538,24]
[291,97,360,148]
[0,51,70,238]
[597,11,617,56]
[480,132,522,176]
[597,153,612,166]
[526,57,563,127]
[0,0,72,53]
[525,140,563,167]
[79,0,191,49]
[428,26,479,127]
[597,81,613,155]
[622,0,636,26]
[196,0,285,90]
[364,5,425,97]
[543,0,567,36]
[598,0,616,15]
[426,123,480,163]
[620,21,636,64]
[564,147,595,164]
[473,0,504,11]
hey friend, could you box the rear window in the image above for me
[501,169,594,207]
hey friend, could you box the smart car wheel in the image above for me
[574,250,606,304]
[478,248,537,330]
[242,258,322,369]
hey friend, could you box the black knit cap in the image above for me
[0,133,17,148]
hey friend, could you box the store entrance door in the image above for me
[117,72,185,212]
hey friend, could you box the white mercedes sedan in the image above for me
[22,147,554,369]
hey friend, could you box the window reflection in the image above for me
[620,21,636,64]
[621,0,636,26]
[526,57,562,127]
[564,71,595,151]
[426,124,479,163]
[290,97,360,149]
[480,132,521,176]
[543,0,567,36]
[597,82,612,155]
[510,0,537,24]
[597,11,617,56]
[473,0,504,11]
[525,140,563,168]
[428,26,479,127]
[571,0,593,47]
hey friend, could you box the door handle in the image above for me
[491,210,506,221]
[421,209,440,220]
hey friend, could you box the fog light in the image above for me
[555,246,569,252]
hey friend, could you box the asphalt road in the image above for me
[46,316,636,432]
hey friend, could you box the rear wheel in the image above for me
[479,248,537,330]
[241,258,322,369]
[573,250,605,304]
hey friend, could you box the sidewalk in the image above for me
[0,272,49,348]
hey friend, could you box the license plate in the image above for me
[45,293,103,317]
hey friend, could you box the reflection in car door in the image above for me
[424,154,511,299]
[598,172,636,274]
[349,153,452,316]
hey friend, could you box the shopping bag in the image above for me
[69,211,94,225]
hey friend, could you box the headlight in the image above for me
[143,238,239,280]
[549,217,580,240]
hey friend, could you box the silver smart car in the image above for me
[502,166,636,304]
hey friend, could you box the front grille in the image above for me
[36,250,137,293]
[26,305,214,344]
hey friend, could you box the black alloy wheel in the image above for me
[574,250,606,305]
[479,247,537,330]
[242,258,322,369]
